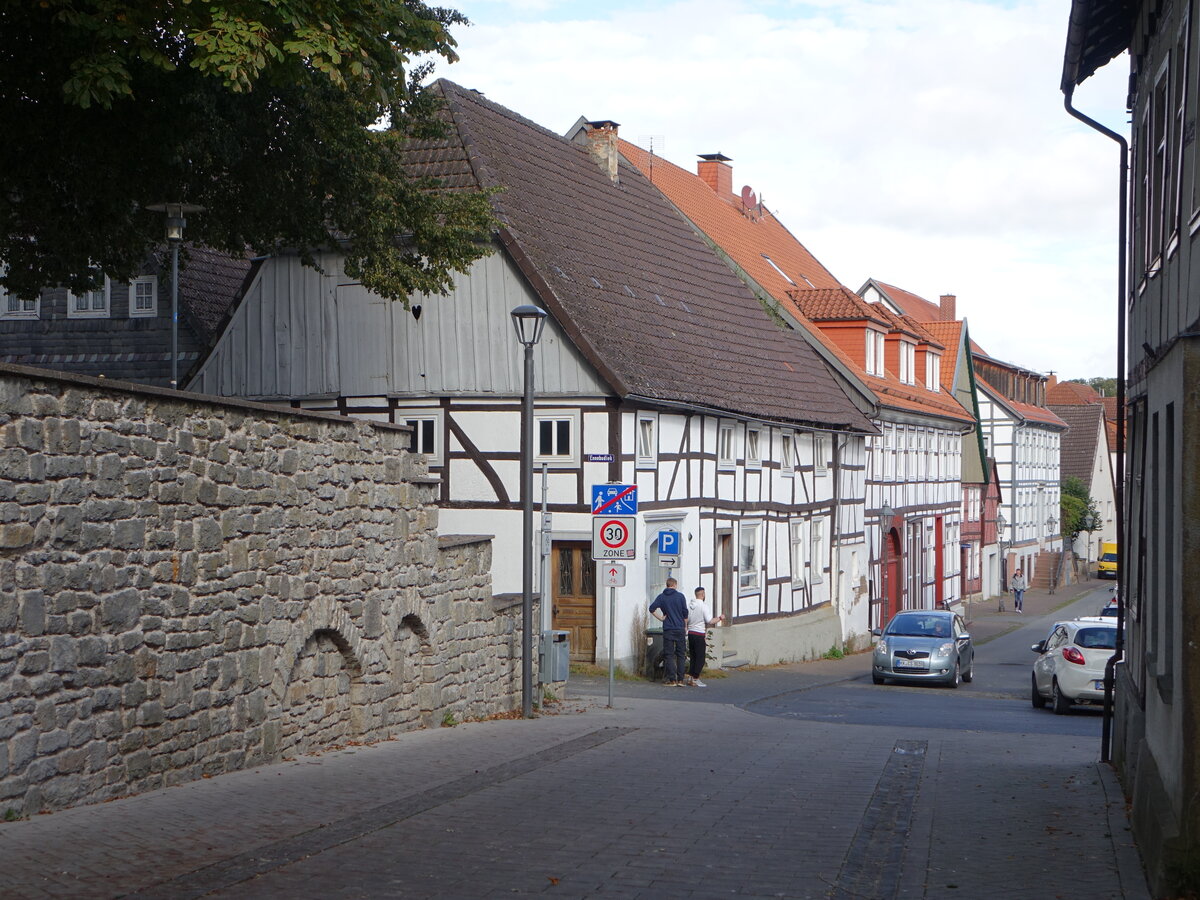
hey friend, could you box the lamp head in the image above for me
[510,305,548,347]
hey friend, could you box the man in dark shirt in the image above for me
[649,577,689,686]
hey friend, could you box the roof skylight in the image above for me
[761,255,795,285]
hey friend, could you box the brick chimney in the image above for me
[939,294,957,320]
[583,120,620,184]
[697,153,733,197]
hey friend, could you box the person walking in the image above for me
[685,586,722,687]
[649,577,689,686]
[1011,568,1028,613]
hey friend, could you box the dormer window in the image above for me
[865,329,886,376]
[925,352,941,391]
[899,340,916,384]
[68,277,111,319]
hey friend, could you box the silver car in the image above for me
[872,610,974,688]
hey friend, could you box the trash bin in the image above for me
[541,630,570,682]
[645,623,665,680]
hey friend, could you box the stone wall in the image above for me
[0,364,527,814]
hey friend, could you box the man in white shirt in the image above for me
[685,586,722,687]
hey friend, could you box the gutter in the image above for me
[1062,85,1127,765]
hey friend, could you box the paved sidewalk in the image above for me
[0,610,1149,900]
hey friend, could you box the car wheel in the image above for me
[948,661,961,689]
[962,659,974,683]
[872,672,886,685]
[1052,678,1072,715]
[1031,673,1047,709]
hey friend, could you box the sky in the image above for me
[428,0,1130,381]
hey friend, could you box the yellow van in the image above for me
[1098,541,1118,579]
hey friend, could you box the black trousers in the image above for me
[687,632,706,678]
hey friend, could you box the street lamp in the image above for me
[145,202,204,389]
[511,304,547,719]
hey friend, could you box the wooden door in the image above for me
[717,533,734,623]
[551,542,596,663]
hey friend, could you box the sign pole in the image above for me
[608,585,616,708]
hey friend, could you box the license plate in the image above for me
[894,659,928,670]
[1093,680,1106,690]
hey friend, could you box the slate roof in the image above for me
[398,81,874,432]
[178,245,256,345]
[1050,403,1105,482]
[617,143,971,427]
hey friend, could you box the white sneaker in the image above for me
[692,679,706,688]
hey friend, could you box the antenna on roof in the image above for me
[639,135,665,182]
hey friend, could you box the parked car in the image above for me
[1031,619,1117,714]
[871,610,974,688]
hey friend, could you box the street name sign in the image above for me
[592,516,637,560]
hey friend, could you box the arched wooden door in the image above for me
[885,528,902,621]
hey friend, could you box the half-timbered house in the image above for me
[617,144,977,637]
[188,81,876,668]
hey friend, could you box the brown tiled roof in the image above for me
[1050,403,1105,482]
[922,320,965,393]
[615,148,970,426]
[403,82,873,432]
[867,280,944,323]
[179,245,256,345]
[1047,380,1101,405]
[978,376,1069,429]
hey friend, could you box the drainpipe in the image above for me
[1063,87,1127,764]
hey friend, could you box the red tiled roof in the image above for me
[396,82,874,432]
[868,280,944,323]
[1047,380,1102,405]
[922,321,965,393]
[619,144,972,426]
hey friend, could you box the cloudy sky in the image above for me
[430,0,1129,380]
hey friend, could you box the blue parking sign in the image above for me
[657,530,680,555]
[591,484,638,516]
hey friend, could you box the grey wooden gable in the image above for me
[190,244,610,400]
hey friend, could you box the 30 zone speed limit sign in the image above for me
[592,515,637,560]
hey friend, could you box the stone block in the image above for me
[9,731,37,772]
[100,589,141,631]
[38,729,68,754]
[49,637,77,673]
[0,523,34,550]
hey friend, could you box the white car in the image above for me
[1031,620,1117,714]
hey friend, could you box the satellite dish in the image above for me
[741,185,757,209]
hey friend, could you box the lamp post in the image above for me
[996,512,1007,611]
[145,202,204,388]
[511,304,547,719]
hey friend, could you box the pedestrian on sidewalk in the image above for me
[685,586,723,687]
[1011,568,1028,613]
[650,577,689,686]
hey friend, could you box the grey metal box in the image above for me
[541,630,570,682]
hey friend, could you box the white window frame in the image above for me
[67,277,111,319]
[813,433,828,476]
[129,275,158,318]
[810,517,826,584]
[926,353,941,392]
[738,520,761,594]
[780,430,795,478]
[636,412,658,468]
[717,420,736,471]
[899,340,916,384]
[398,409,445,466]
[746,425,762,470]
[2,288,38,320]
[874,332,886,375]
[790,519,807,587]
[534,409,580,468]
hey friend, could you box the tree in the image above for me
[0,1,495,302]
[1061,476,1102,544]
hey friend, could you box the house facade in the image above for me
[1049,400,1118,563]
[0,247,252,387]
[616,145,976,634]
[1062,1,1200,893]
[190,82,876,668]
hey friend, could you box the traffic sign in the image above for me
[592,515,637,560]
[658,556,679,568]
[591,483,638,516]
[600,563,626,587]
[657,530,680,555]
